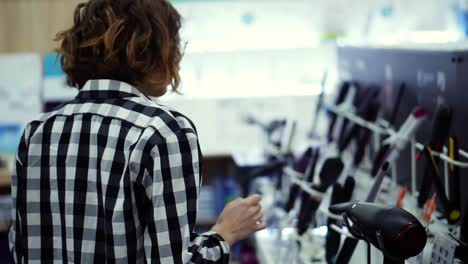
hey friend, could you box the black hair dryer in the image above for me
[329,202,427,263]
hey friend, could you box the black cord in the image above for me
[367,241,371,264]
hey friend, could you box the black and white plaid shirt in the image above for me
[9,79,230,263]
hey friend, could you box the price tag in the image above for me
[430,232,457,264]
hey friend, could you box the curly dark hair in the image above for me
[55,0,182,96]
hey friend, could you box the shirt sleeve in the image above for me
[9,123,32,263]
[131,126,230,264]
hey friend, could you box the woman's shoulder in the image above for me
[140,100,198,138]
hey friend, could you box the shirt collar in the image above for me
[78,79,151,100]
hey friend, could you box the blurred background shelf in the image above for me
[0,168,10,188]
[195,219,217,227]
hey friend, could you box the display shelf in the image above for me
[248,45,468,264]
[325,103,468,168]
[254,227,327,264]
[254,230,276,264]
[266,102,467,264]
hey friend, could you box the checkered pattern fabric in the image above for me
[9,80,230,263]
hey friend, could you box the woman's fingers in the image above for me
[254,210,264,220]
[247,204,262,216]
[244,194,262,205]
[253,217,267,231]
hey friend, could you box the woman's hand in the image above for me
[212,194,266,245]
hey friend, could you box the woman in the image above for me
[9,0,265,263]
